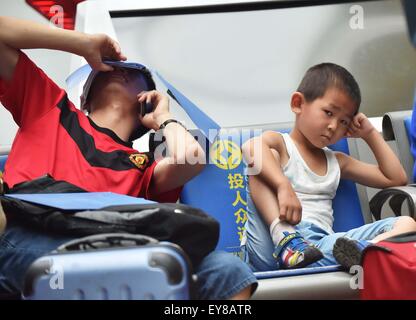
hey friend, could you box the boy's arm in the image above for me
[242,131,302,225]
[336,113,408,188]
[0,16,126,81]
[242,131,288,191]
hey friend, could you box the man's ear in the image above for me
[82,103,91,114]
[290,92,305,115]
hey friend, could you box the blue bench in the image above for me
[1,122,404,299]
[180,127,377,299]
[0,155,7,173]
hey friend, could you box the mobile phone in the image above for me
[140,101,153,117]
[130,101,153,141]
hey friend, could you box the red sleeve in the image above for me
[138,160,183,203]
[0,51,64,128]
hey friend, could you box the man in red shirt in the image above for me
[0,16,257,299]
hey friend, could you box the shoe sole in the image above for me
[333,238,362,270]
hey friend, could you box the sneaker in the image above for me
[272,232,323,269]
[333,237,371,270]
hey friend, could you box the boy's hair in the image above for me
[297,63,361,112]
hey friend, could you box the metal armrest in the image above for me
[369,185,416,220]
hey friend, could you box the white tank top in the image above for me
[280,133,340,233]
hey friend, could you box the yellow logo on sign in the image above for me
[210,140,242,170]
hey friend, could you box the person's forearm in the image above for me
[156,113,205,165]
[0,16,88,56]
[243,136,289,191]
[364,130,407,184]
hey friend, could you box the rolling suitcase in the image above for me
[23,234,193,300]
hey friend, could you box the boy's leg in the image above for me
[333,216,416,269]
[247,170,288,227]
[291,222,344,267]
[246,174,322,270]
[195,250,258,300]
[246,176,322,271]
[243,185,278,271]
[371,216,416,242]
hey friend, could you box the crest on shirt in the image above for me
[129,153,149,170]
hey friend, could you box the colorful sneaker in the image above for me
[333,237,371,270]
[272,232,323,269]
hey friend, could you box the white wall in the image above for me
[111,0,416,128]
[2,0,416,151]
[0,0,72,152]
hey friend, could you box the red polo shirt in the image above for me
[0,52,179,202]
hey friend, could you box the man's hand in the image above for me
[277,180,302,225]
[137,90,172,131]
[83,34,127,72]
[346,112,375,139]
[143,91,206,197]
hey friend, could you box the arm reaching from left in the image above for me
[0,16,126,82]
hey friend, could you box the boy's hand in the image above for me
[277,181,302,225]
[346,113,375,139]
[83,34,127,72]
[137,90,172,131]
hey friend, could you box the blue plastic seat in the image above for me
[404,115,411,144]
[0,155,7,172]
[0,129,368,299]
[181,129,364,250]
[180,128,366,299]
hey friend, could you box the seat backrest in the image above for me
[382,110,413,182]
[403,114,416,181]
[0,155,7,172]
[404,116,412,145]
[404,114,416,181]
[180,129,365,253]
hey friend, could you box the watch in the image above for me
[158,119,187,131]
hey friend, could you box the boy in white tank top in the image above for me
[242,63,416,271]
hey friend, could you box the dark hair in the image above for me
[84,67,156,112]
[139,67,156,91]
[297,63,361,112]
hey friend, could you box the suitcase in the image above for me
[22,234,192,300]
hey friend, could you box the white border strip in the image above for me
[101,0,280,11]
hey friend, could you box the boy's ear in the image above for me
[290,92,305,115]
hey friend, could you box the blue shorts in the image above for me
[243,192,398,272]
[0,222,257,299]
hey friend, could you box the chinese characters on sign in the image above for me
[211,138,249,243]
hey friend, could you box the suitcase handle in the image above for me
[55,233,158,252]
